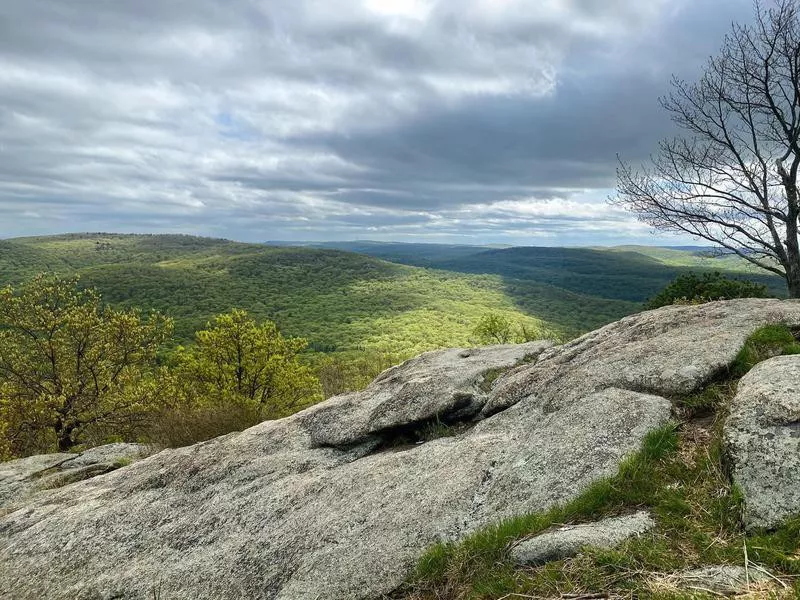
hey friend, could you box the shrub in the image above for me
[170,309,322,416]
[644,271,769,310]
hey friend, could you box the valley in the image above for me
[1,234,783,358]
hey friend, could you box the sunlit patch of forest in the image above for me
[0,233,640,351]
[1,233,781,379]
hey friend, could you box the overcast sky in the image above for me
[0,0,756,245]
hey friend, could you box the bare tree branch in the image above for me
[614,0,800,296]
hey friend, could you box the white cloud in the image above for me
[0,0,752,243]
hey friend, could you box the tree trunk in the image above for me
[54,418,77,452]
[786,211,800,296]
[785,260,800,298]
[783,225,800,297]
[780,163,800,298]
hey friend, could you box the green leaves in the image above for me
[0,274,173,456]
[644,272,769,310]
[0,276,324,458]
[473,312,558,345]
[174,309,321,420]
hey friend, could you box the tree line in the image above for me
[0,269,771,460]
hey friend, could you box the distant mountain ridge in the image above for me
[267,240,785,302]
[0,234,629,354]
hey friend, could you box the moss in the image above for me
[478,368,505,393]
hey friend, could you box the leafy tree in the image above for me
[615,1,800,297]
[0,275,172,455]
[174,309,321,418]
[473,313,514,344]
[645,272,769,309]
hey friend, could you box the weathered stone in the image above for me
[661,565,770,595]
[3,299,800,600]
[484,299,800,416]
[0,443,149,509]
[0,453,74,508]
[299,341,553,447]
[0,384,670,599]
[511,511,655,566]
[724,355,800,530]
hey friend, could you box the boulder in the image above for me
[484,299,800,416]
[299,341,552,447]
[511,511,655,566]
[0,443,148,510]
[2,299,800,600]
[724,355,800,530]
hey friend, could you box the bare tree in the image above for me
[614,0,800,296]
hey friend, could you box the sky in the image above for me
[0,0,757,245]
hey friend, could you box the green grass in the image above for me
[730,323,800,377]
[406,425,681,599]
[478,368,505,393]
[401,326,800,600]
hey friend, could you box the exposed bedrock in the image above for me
[2,299,800,599]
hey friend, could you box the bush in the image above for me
[142,396,264,449]
[171,309,321,416]
[312,350,407,398]
[644,271,769,310]
[473,313,514,344]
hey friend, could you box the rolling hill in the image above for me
[292,240,786,301]
[0,234,783,360]
[0,234,625,356]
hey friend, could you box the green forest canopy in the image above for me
[0,233,781,358]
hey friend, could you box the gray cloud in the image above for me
[0,0,754,243]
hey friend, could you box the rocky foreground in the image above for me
[2,299,800,599]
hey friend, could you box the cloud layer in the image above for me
[0,0,753,244]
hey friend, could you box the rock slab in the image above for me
[0,443,148,509]
[299,341,553,447]
[511,511,655,566]
[724,355,800,530]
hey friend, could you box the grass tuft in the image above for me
[730,324,800,377]
[404,425,679,599]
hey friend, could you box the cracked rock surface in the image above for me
[0,443,148,509]
[724,354,800,530]
[2,299,800,599]
[299,340,553,447]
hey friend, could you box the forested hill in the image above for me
[0,234,635,354]
[1,234,782,356]
[286,241,786,302]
